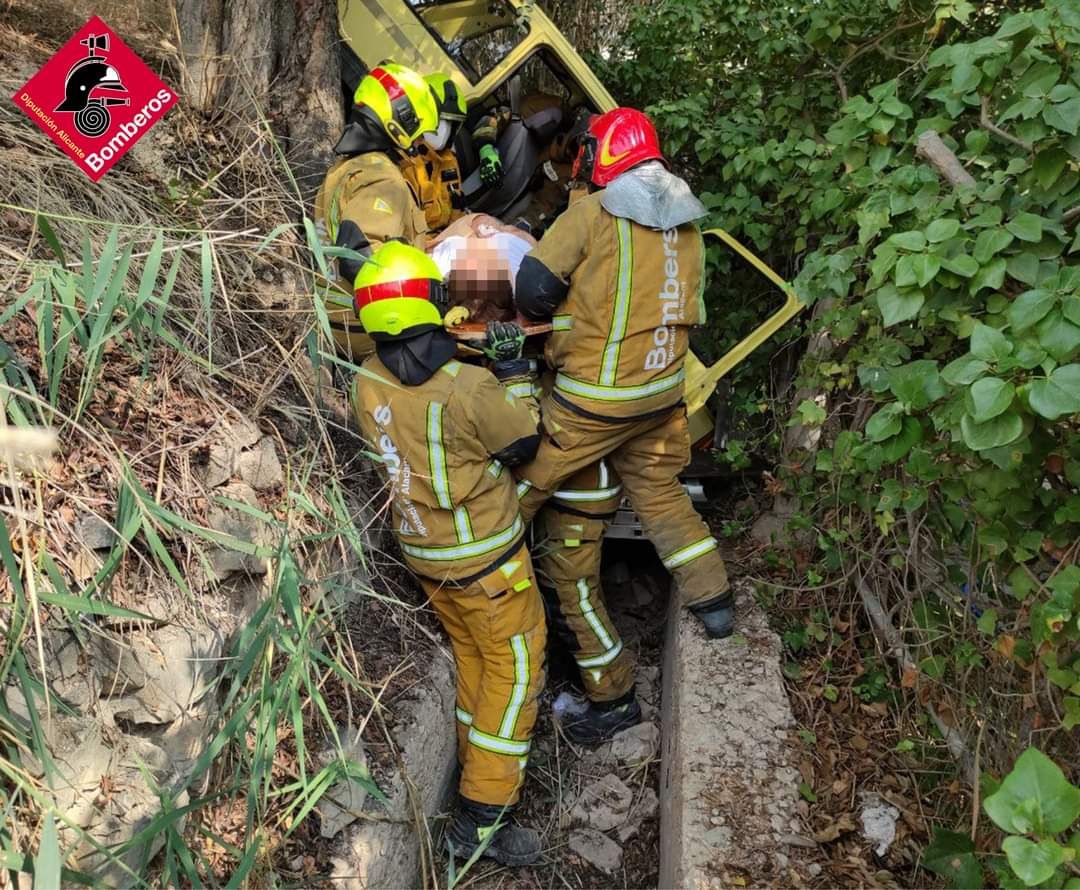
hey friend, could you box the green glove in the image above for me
[478,144,503,187]
[481,320,526,363]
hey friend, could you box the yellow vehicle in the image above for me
[334,0,803,447]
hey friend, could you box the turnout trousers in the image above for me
[420,544,546,806]
[517,397,729,609]
[532,463,636,703]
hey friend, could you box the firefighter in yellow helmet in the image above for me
[397,74,469,232]
[350,242,546,866]
[314,63,436,360]
[512,109,733,738]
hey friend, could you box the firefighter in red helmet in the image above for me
[513,107,733,740]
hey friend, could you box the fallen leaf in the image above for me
[815,814,858,842]
[900,666,918,688]
[850,735,869,752]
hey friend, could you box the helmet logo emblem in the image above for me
[599,129,632,167]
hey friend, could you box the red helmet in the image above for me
[573,107,666,187]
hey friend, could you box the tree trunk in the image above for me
[172,0,343,198]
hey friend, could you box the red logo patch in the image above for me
[12,16,177,182]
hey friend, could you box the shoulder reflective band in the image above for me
[598,218,633,386]
[577,578,615,650]
[555,366,685,402]
[401,514,524,561]
[427,402,452,510]
[506,381,533,400]
[355,277,445,310]
[662,536,719,570]
[487,459,504,478]
[498,634,531,739]
[468,726,531,756]
[516,479,532,499]
[552,315,573,331]
[442,360,462,378]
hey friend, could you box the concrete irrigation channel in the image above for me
[329,542,809,888]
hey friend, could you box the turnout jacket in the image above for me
[352,357,539,582]
[517,191,705,420]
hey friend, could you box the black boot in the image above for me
[690,594,736,639]
[560,690,642,746]
[446,796,541,867]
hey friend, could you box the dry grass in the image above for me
[0,3,439,884]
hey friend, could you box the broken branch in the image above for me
[915,131,976,189]
[979,96,1033,153]
[858,575,977,783]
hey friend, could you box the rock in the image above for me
[331,666,458,889]
[608,721,659,765]
[111,626,222,725]
[316,730,369,839]
[204,416,262,488]
[236,436,283,491]
[75,514,116,551]
[41,631,94,711]
[90,633,147,698]
[860,792,900,857]
[617,786,659,843]
[206,482,274,579]
[809,863,823,877]
[570,773,633,832]
[568,828,623,876]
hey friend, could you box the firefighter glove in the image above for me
[481,320,526,362]
[478,144,504,187]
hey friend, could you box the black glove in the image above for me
[481,321,526,363]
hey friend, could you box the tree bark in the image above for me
[172,0,343,199]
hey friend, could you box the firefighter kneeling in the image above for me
[350,242,546,866]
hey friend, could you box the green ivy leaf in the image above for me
[1006,252,1040,286]
[923,829,983,890]
[970,256,1008,294]
[1033,147,1069,190]
[1064,697,1080,731]
[895,255,918,287]
[878,284,925,327]
[977,609,998,636]
[942,354,990,385]
[974,228,1015,264]
[971,323,1013,363]
[1044,98,1080,135]
[984,748,1080,836]
[942,254,980,277]
[961,411,1024,451]
[1006,213,1045,243]
[968,377,1016,422]
[1009,289,1056,332]
[891,230,927,252]
[881,416,923,462]
[920,654,948,678]
[794,399,828,426]
[888,360,946,409]
[1028,365,1080,420]
[1037,311,1080,361]
[913,254,942,287]
[866,402,904,442]
[1064,296,1080,328]
[1001,837,1065,887]
[926,218,961,243]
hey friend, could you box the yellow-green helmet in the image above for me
[353,63,439,150]
[425,73,467,122]
[354,242,448,337]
